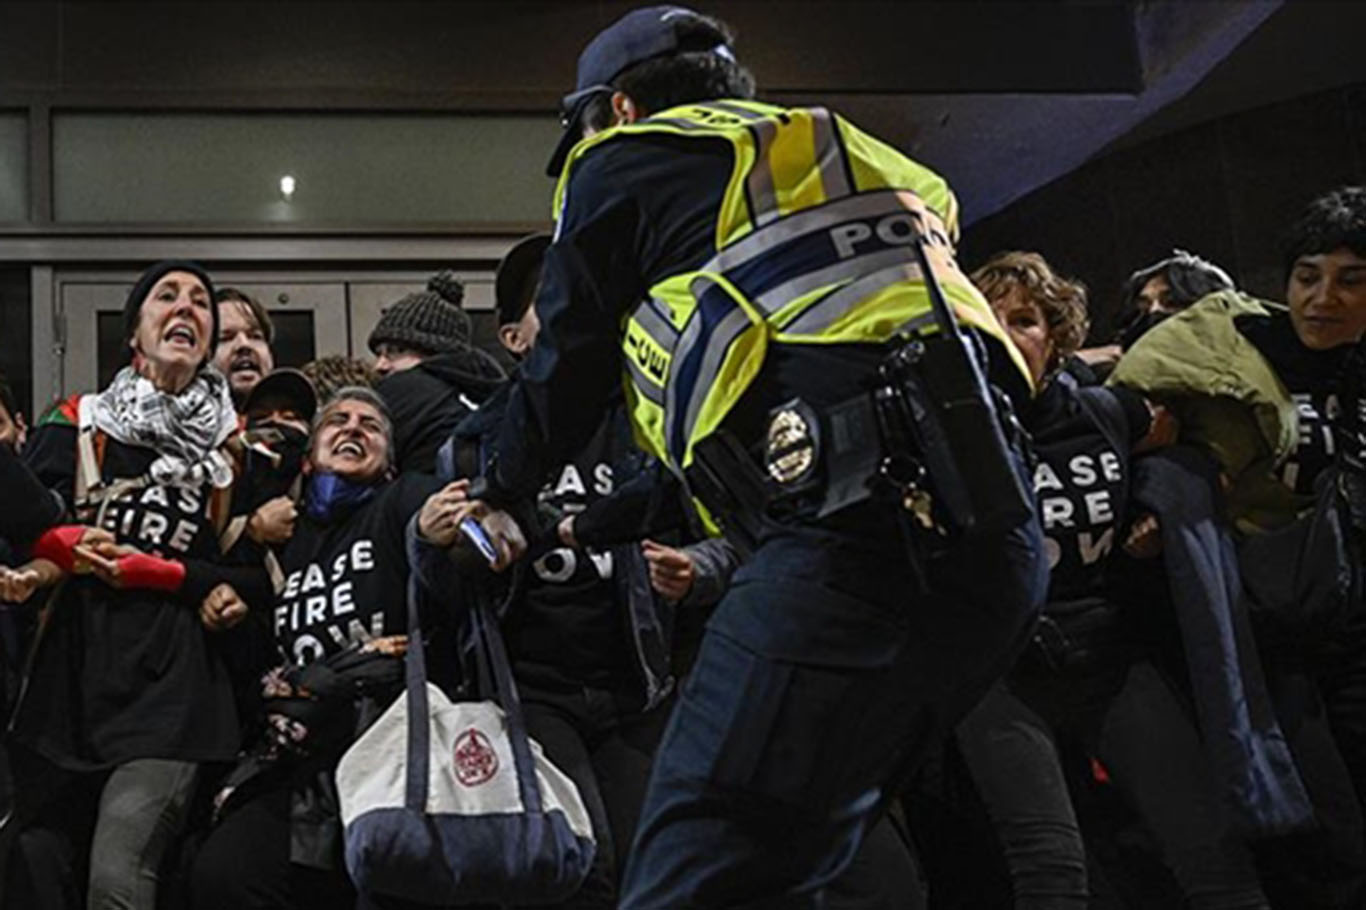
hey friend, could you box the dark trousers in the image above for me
[619,508,1048,909]
[519,684,672,909]
[824,814,926,910]
[5,748,199,910]
[957,661,1268,910]
[1254,664,1366,910]
[1316,619,1366,822]
[189,780,435,910]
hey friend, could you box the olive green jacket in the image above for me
[1108,291,1302,533]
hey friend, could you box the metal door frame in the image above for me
[26,234,516,406]
[56,274,355,397]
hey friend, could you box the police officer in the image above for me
[473,7,1049,906]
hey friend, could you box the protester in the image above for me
[0,369,57,850]
[213,368,321,728]
[955,251,1270,910]
[1112,187,1366,908]
[214,287,276,411]
[367,271,505,474]
[190,386,522,910]
[0,364,57,654]
[1071,249,1236,382]
[3,261,270,910]
[231,369,316,549]
[301,355,376,404]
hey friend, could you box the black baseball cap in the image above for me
[546,5,734,177]
[495,233,553,326]
[244,368,318,423]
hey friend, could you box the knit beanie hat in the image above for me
[367,272,471,356]
[123,259,218,366]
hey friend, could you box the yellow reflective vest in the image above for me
[553,99,1029,476]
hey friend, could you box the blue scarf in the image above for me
[305,471,379,522]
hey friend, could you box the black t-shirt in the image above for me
[505,414,634,692]
[16,411,244,769]
[1238,311,1348,496]
[1028,379,1150,601]
[275,473,440,666]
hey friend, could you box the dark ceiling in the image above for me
[0,1,1146,97]
[4,1,1365,225]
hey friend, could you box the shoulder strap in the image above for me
[72,395,117,520]
[74,395,154,526]
[7,578,68,733]
[400,530,545,815]
[208,477,234,541]
[74,395,100,507]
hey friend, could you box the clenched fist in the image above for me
[201,583,249,632]
[642,540,695,602]
[248,496,299,545]
[417,481,472,547]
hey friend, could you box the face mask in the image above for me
[1117,309,1173,351]
[305,471,378,522]
[244,423,309,479]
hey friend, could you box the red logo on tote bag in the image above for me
[454,728,499,786]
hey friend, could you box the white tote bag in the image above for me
[336,577,595,906]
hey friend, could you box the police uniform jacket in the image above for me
[482,100,1028,522]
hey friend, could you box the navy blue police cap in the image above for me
[546,5,734,177]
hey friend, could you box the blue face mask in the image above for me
[305,471,378,522]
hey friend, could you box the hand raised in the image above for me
[247,496,299,545]
[417,481,473,547]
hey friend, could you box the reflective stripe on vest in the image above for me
[746,106,852,228]
[624,188,1006,467]
[557,100,1026,473]
[623,298,676,406]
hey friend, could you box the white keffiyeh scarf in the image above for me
[91,366,238,488]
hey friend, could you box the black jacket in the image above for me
[375,350,505,475]
[1131,446,1313,837]
[480,133,1030,509]
[446,385,690,710]
[0,443,62,547]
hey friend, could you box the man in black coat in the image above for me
[368,271,506,474]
